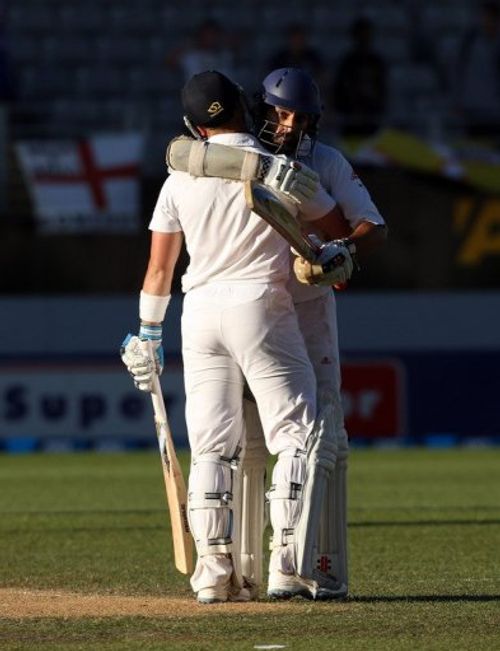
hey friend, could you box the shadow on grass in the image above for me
[3,518,500,536]
[351,519,500,527]
[350,594,500,603]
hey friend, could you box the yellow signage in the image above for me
[454,198,500,265]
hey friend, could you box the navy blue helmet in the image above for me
[261,68,322,116]
[255,68,322,155]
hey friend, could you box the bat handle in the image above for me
[309,238,347,291]
[150,373,168,422]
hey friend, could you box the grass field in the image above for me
[1,448,499,650]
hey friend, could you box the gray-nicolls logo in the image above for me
[208,101,223,117]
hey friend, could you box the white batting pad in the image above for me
[332,425,348,587]
[268,448,306,574]
[188,453,234,557]
[295,390,349,597]
[295,399,337,579]
[240,399,268,591]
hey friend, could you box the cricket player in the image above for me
[254,67,387,598]
[121,70,347,604]
[164,68,387,600]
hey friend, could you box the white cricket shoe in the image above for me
[197,583,252,604]
[267,571,314,600]
[267,571,348,601]
[229,586,252,603]
[197,585,227,604]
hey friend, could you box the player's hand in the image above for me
[120,331,164,392]
[293,236,355,286]
[261,155,319,205]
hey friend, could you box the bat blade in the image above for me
[151,375,194,575]
[245,180,352,291]
[245,180,320,262]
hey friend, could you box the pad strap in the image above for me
[189,449,241,557]
[240,151,258,180]
[167,135,261,182]
[267,484,303,500]
[197,541,234,556]
[269,528,295,550]
[187,140,207,177]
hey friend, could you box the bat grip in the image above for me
[150,373,167,423]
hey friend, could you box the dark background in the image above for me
[1,0,500,293]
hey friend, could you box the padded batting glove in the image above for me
[120,324,164,392]
[294,236,357,287]
[260,155,319,205]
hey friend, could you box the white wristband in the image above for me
[139,291,171,323]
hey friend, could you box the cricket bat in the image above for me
[245,180,322,262]
[245,180,352,289]
[150,373,194,575]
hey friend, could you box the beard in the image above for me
[272,127,302,155]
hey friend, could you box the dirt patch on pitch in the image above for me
[0,588,334,619]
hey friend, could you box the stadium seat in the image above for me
[58,4,106,33]
[4,0,486,159]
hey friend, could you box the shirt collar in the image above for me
[207,132,259,147]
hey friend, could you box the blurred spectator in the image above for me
[330,17,387,137]
[407,1,446,90]
[167,18,239,82]
[453,2,500,140]
[0,5,15,103]
[266,23,325,81]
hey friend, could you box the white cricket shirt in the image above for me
[149,133,321,293]
[307,141,385,229]
[289,139,386,303]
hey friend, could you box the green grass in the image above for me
[0,448,499,650]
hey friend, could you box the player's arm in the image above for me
[142,230,184,299]
[294,207,388,287]
[312,209,388,258]
[121,231,183,391]
[294,159,388,287]
[166,135,319,205]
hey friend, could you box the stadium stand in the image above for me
[4,0,488,152]
[2,0,499,231]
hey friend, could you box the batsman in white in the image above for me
[121,70,344,604]
[255,68,387,599]
[165,68,388,600]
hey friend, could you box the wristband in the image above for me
[340,238,360,270]
[139,291,171,324]
[139,323,162,340]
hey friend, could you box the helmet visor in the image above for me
[258,104,313,156]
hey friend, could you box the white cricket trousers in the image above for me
[295,291,341,397]
[243,291,348,581]
[181,282,316,593]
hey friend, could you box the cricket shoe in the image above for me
[314,580,348,601]
[309,568,348,600]
[242,577,260,601]
[197,584,252,605]
[267,571,315,600]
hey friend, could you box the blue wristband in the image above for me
[139,323,162,341]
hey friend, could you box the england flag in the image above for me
[16,132,144,233]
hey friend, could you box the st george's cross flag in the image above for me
[16,132,144,233]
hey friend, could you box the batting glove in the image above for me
[260,155,319,205]
[120,324,164,392]
[293,236,357,287]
